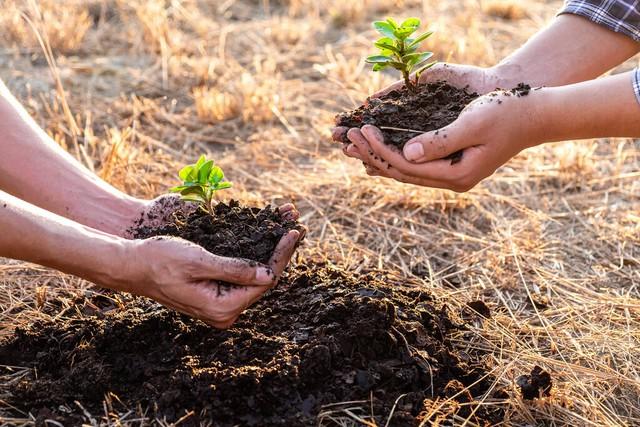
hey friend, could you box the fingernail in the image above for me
[256,267,274,284]
[404,142,424,161]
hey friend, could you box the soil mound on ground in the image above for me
[0,263,503,426]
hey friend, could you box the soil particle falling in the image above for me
[0,263,505,426]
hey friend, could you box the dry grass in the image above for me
[0,0,639,425]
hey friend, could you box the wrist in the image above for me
[488,62,525,89]
[89,195,147,237]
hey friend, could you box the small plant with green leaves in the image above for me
[170,155,232,213]
[365,17,436,93]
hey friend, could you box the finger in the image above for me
[362,125,466,180]
[343,143,364,160]
[278,203,299,221]
[332,126,349,142]
[347,127,382,166]
[401,125,470,163]
[198,254,276,286]
[269,230,301,278]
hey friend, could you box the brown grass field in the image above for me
[0,0,639,425]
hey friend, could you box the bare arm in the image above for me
[0,80,146,236]
[0,189,301,328]
[348,70,640,191]
[493,14,640,87]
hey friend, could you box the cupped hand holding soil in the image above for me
[333,62,538,192]
[114,201,304,328]
[332,63,500,144]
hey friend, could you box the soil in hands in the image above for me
[0,263,505,426]
[335,81,479,150]
[132,200,300,264]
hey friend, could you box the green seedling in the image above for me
[365,17,436,93]
[170,155,232,213]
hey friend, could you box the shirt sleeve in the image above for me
[559,0,640,42]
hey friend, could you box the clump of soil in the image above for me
[334,81,532,164]
[335,81,479,150]
[133,200,301,264]
[517,365,552,399]
[0,263,505,426]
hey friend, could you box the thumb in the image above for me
[197,253,276,286]
[402,123,467,163]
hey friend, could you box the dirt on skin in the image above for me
[0,263,505,426]
[132,200,301,264]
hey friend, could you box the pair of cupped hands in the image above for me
[126,63,535,328]
[114,197,303,329]
[332,63,542,192]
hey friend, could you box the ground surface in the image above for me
[0,263,504,426]
[0,0,639,426]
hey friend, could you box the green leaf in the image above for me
[197,160,214,184]
[388,61,408,71]
[365,55,393,64]
[214,181,233,190]
[169,185,187,193]
[372,63,390,71]
[374,37,400,54]
[400,17,421,29]
[385,17,399,29]
[407,31,433,48]
[373,21,396,39]
[194,155,206,170]
[403,51,433,66]
[178,165,194,182]
[394,26,417,40]
[180,186,206,198]
[209,165,224,184]
[415,61,437,76]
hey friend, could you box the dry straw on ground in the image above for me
[0,0,639,425]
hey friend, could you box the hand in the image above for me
[118,226,302,329]
[332,63,501,144]
[344,88,545,192]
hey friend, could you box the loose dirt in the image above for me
[0,263,505,426]
[132,200,301,264]
[517,365,553,400]
[335,82,479,150]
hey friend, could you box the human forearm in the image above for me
[0,190,130,288]
[491,15,640,88]
[0,80,145,236]
[531,70,640,144]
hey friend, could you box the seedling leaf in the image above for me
[373,21,396,39]
[408,31,433,48]
[365,55,393,64]
[366,17,437,93]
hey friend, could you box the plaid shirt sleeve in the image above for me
[560,1,640,105]
[560,0,640,41]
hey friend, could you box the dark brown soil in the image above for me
[0,263,505,426]
[335,81,479,150]
[132,200,301,264]
[517,365,553,399]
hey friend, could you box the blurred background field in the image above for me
[0,0,639,425]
